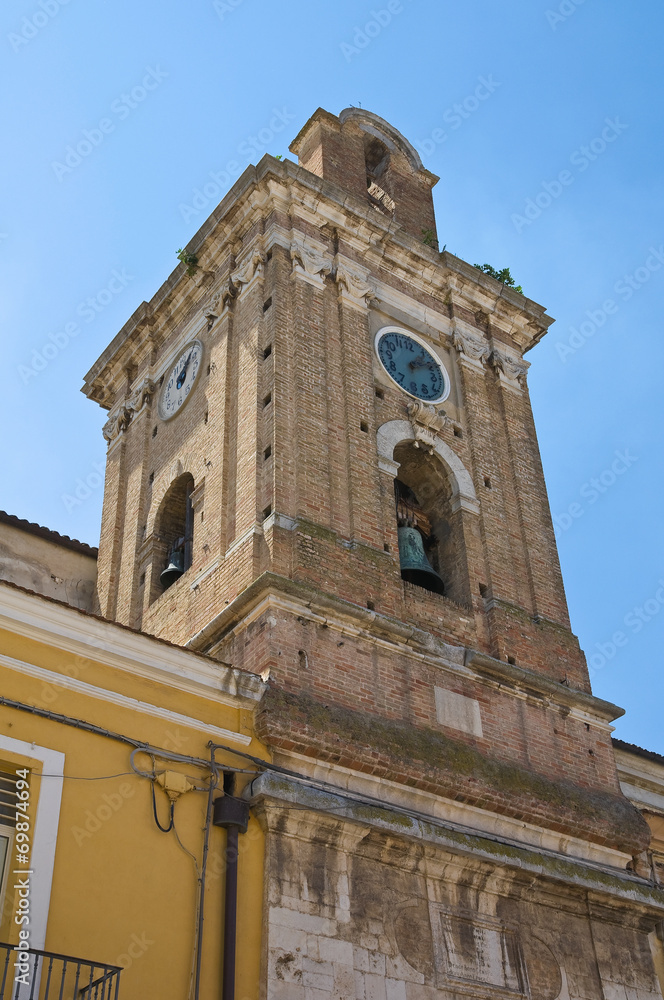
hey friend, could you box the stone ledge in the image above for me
[187,570,624,724]
[248,771,664,913]
[465,649,622,723]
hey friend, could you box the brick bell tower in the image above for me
[84,108,664,998]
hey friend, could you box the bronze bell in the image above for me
[160,545,185,590]
[397,525,445,594]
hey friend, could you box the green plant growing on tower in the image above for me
[421,228,439,250]
[474,263,523,294]
[176,248,199,277]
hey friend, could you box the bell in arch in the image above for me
[160,539,185,590]
[397,524,445,595]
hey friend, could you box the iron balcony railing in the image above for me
[0,943,121,1000]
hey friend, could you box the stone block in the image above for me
[385,980,408,1000]
[268,982,306,1000]
[603,985,628,1000]
[318,937,354,965]
[270,906,337,936]
[434,686,483,737]
[302,969,334,992]
[365,973,388,1000]
[269,924,307,953]
[333,963,357,996]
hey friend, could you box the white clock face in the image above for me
[158,340,203,421]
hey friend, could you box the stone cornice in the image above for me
[249,772,664,912]
[82,155,553,406]
[614,747,664,813]
[465,650,623,724]
[186,570,623,726]
[276,750,631,870]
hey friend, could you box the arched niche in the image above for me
[377,420,478,604]
[363,133,395,215]
[376,420,479,515]
[148,472,195,602]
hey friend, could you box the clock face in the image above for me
[375,328,448,403]
[158,340,203,421]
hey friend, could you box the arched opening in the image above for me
[395,478,444,594]
[393,443,465,602]
[152,473,195,597]
[364,135,395,215]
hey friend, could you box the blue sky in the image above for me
[1,0,663,751]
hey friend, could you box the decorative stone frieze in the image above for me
[230,248,267,295]
[334,257,376,310]
[290,238,332,287]
[128,378,156,415]
[491,346,530,390]
[407,400,451,453]
[206,280,238,319]
[102,378,156,444]
[102,405,132,445]
[453,327,491,369]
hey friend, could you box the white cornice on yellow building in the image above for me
[0,581,267,711]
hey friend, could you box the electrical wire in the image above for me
[151,781,175,833]
[172,812,202,881]
[30,771,137,781]
[129,746,258,781]
[0,694,229,773]
[171,803,205,1000]
[192,758,219,1000]
[0,693,259,1000]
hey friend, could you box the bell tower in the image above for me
[83,105,664,1000]
[85,106,583,683]
[84,102,648,863]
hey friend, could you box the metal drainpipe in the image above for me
[213,793,250,1000]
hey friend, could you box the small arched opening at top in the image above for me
[151,472,195,600]
[364,134,395,215]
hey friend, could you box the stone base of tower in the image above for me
[251,773,664,1000]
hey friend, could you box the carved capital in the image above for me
[490,347,530,388]
[103,377,156,443]
[102,406,132,445]
[207,281,237,319]
[290,239,332,287]
[231,249,267,294]
[334,259,376,310]
[128,378,156,414]
[453,328,491,367]
[407,400,451,453]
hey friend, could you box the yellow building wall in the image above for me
[0,621,268,1000]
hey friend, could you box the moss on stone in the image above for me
[353,804,416,829]
[257,686,650,855]
[296,519,338,544]
[296,519,391,567]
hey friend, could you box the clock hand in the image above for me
[408,351,429,370]
[176,351,193,389]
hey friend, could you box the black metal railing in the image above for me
[0,944,121,1000]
